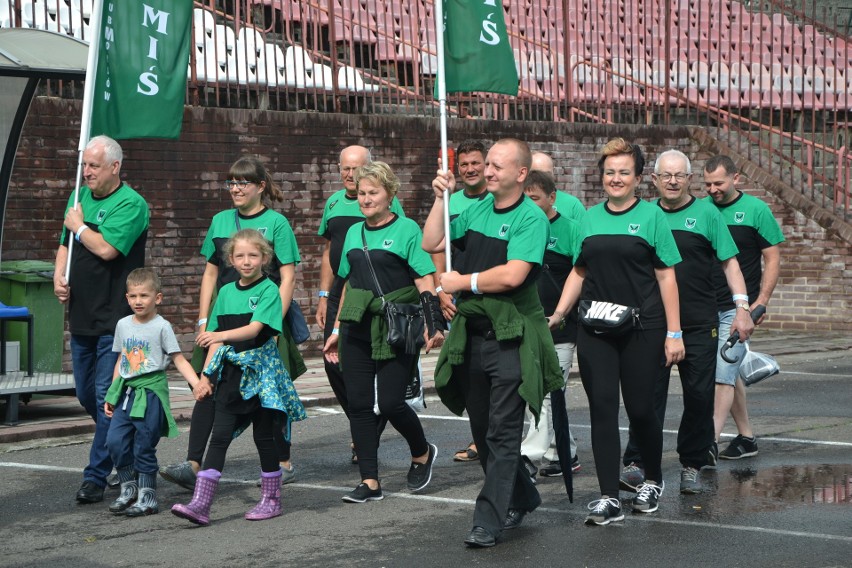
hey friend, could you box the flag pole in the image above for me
[434,0,452,273]
[65,0,104,283]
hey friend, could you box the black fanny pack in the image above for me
[578,299,640,336]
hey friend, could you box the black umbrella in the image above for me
[549,387,573,502]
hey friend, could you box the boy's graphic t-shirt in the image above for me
[113,314,181,379]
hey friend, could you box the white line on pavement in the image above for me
[1,462,849,543]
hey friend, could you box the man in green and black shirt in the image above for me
[704,155,784,460]
[53,135,149,505]
[621,150,753,494]
[424,138,561,548]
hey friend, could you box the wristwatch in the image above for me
[736,303,751,312]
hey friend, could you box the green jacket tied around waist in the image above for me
[434,284,563,425]
[337,283,421,362]
[105,370,178,438]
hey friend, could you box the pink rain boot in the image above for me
[171,469,221,526]
[245,469,282,521]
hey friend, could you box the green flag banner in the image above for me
[89,0,192,140]
[436,0,519,97]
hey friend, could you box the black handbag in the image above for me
[360,226,426,355]
[578,299,639,336]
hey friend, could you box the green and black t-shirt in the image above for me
[318,188,405,279]
[447,188,492,266]
[656,196,739,329]
[575,199,681,330]
[553,190,586,222]
[61,183,149,336]
[539,213,582,343]
[338,215,435,293]
[705,193,784,310]
[208,275,282,351]
[201,207,300,290]
[450,193,549,293]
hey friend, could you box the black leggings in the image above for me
[186,383,291,464]
[577,325,666,496]
[341,331,428,481]
[202,405,282,473]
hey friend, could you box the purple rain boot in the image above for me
[171,469,221,526]
[245,469,282,521]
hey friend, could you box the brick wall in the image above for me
[6,98,851,368]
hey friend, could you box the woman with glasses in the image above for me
[160,156,304,491]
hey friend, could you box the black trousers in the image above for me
[623,325,717,469]
[341,331,428,481]
[577,326,666,496]
[323,278,350,416]
[462,335,541,538]
[202,405,281,473]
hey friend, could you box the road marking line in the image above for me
[3,461,847,543]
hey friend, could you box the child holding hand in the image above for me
[104,268,209,516]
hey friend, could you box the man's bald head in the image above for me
[531,151,554,175]
[339,145,372,194]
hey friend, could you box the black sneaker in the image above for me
[719,435,758,460]
[539,460,562,477]
[571,455,581,473]
[407,443,438,492]
[585,497,624,526]
[633,481,665,513]
[159,461,196,491]
[342,482,384,503]
[704,441,719,469]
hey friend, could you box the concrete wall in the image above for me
[6,98,850,366]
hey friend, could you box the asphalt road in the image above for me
[1,353,851,567]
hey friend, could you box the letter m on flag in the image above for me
[89,0,192,140]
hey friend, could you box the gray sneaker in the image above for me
[619,462,645,492]
[158,461,196,491]
[257,464,297,486]
[632,481,664,513]
[679,466,702,494]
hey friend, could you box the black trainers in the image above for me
[159,461,196,491]
[585,497,624,526]
[679,467,702,494]
[407,443,438,492]
[633,481,665,513]
[719,435,758,460]
[619,462,645,492]
[539,460,562,477]
[704,441,719,469]
[342,482,384,503]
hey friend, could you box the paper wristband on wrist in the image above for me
[435,286,443,294]
[732,294,748,302]
[197,318,207,327]
[332,327,340,335]
[318,290,329,298]
[470,272,480,294]
[666,331,683,339]
[75,225,89,241]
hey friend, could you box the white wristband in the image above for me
[732,294,748,302]
[75,225,89,241]
[332,327,340,335]
[197,318,207,327]
[435,286,443,294]
[470,272,481,294]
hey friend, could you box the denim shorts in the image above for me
[716,308,746,386]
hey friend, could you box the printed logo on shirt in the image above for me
[628,223,640,234]
[498,224,510,237]
[97,209,107,223]
[257,227,268,237]
[734,212,746,223]
[249,296,259,310]
[685,218,697,229]
[547,237,558,249]
[382,239,393,249]
[329,199,339,210]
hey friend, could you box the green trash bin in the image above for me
[0,260,63,373]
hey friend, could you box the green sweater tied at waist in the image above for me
[105,370,179,438]
[337,283,420,361]
[434,284,563,425]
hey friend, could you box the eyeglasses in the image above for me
[656,173,690,182]
[224,180,254,191]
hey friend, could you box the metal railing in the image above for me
[2,0,850,219]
